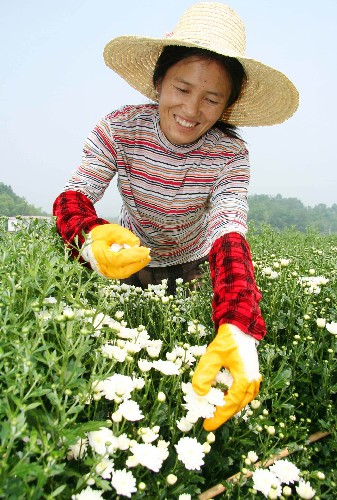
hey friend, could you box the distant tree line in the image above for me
[1,182,337,233]
[248,194,337,234]
[0,182,48,217]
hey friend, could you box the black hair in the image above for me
[152,45,246,139]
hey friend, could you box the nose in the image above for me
[184,95,201,118]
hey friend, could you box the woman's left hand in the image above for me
[192,323,261,431]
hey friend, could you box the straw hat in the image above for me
[103,2,299,127]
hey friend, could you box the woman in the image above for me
[53,2,299,431]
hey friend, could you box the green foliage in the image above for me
[0,182,49,216]
[0,218,336,498]
[248,194,337,233]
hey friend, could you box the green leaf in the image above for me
[25,402,42,410]
[49,485,67,497]
[269,368,292,390]
[10,462,43,478]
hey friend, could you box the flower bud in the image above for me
[157,391,166,402]
[251,400,261,410]
[166,474,177,485]
[206,432,216,444]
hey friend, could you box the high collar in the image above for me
[154,110,207,154]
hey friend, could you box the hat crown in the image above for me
[171,2,246,57]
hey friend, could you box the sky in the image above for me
[1,0,336,217]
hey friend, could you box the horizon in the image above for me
[2,180,335,219]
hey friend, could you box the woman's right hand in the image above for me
[82,224,151,279]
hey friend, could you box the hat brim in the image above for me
[103,36,299,127]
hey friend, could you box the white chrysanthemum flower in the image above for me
[177,417,194,432]
[182,382,225,419]
[152,360,180,375]
[67,438,88,460]
[185,409,201,424]
[187,321,197,334]
[269,459,300,484]
[262,267,273,276]
[146,339,163,358]
[118,399,144,421]
[140,427,159,444]
[87,427,117,456]
[197,324,207,337]
[129,442,168,472]
[95,374,136,401]
[182,351,196,366]
[295,480,316,499]
[124,341,142,354]
[187,345,207,358]
[71,486,104,499]
[326,321,337,335]
[110,469,137,498]
[138,359,153,372]
[167,345,195,366]
[95,457,114,479]
[280,258,290,266]
[125,455,139,468]
[252,469,281,498]
[134,329,151,346]
[247,450,259,463]
[101,344,128,362]
[178,495,192,500]
[86,312,110,330]
[133,376,145,390]
[157,439,169,453]
[115,433,131,451]
[175,437,205,470]
[214,369,234,389]
[187,321,207,337]
[298,275,328,295]
[116,326,137,339]
[166,350,177,362]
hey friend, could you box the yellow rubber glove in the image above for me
[192,323,261,431]
[82,224,151,279]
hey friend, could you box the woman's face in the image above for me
[156,56,231,145]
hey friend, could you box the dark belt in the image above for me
[121,255,209,294]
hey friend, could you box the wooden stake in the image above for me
[198,431,331,500]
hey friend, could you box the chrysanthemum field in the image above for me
[1,217,336,499]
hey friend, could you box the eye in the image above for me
[205,97,220,105]
[174,86,189,94]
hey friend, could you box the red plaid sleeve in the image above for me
[209,232,266,340]
[53,190,109,256]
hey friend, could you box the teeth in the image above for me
[175,116,196,128]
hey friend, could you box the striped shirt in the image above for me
[64,104,250,266]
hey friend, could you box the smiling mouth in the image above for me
[174,115,198,129]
